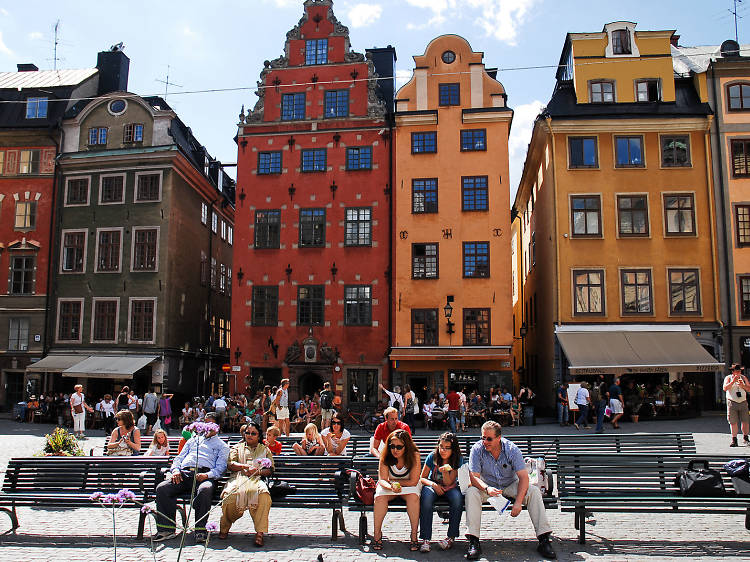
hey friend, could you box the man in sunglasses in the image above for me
[723,364,750,447]
[465,421,555,560]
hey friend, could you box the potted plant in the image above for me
[42,427,85,457]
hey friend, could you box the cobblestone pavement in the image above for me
[1,414,749,561]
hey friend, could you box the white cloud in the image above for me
[348,3,383,28]
[0,8,8,16]
[395,69,412,88]
[508,100,545,196]
[0,32,13,56]
[183,26,199,38]
[28,32,43,40]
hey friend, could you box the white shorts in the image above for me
[609,399,623,414]
[276,407,290,420]
[321,408,335,424]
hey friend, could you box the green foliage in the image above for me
[42,427,85,457]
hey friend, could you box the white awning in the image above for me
[62,356,158,379]
[26,355,89,373]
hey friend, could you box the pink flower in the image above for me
[255,457,272,469]
[141,505,153,514]
[89,491,104,502]
[206,522,218,533]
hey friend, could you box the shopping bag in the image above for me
[137,415,147,430]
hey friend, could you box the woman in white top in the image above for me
[320,415,351,455]
[101,394,116,435]
[180,402,194,425]
[70,385,93,439]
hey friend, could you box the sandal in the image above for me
[254,532,264,547]
[217,532,228,540]
[410,539,420,551]
[372,538,383,550]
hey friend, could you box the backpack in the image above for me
[590,384,600,404]
[320,390,333,410]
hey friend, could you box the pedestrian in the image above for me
[142,387,160,436]
[159,392,174,435]
[101,394,116,435]
[556,382,569,426]
[319,382,335,430]
[379,383,404,418]
[608,378,624,429]
[70,384,94,440]
[573,383,591,430]
[594,375,609,433]
[403,384,417,435]
[274,379,291,437]
[723,364,750,447]
[446,386,461,433]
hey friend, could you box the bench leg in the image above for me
[338,509,347,535]
[358,512,368,545]
[137,511,146,540]
[574,510,579,530]
[746,507,750,530]
[0,507,18,532]
[577,509,586,544]
[332,509,338,541]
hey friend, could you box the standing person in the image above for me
[116,387,130,413]
[465,421,556,560]
[142,388,160,436]
[608,378,624,429]
[319,382,335,430]
[101,394,117,435]
[594,375,609,434]
[446,387,461,434]
[458,388,468,432]
[275,379,291,437]
[70,385,94,440]
[379,383,404,418]
[128,390,139,416]
[213,394,228,428]
[723,364,750,447]
[159,392,174,434]
[556,382,569,427]
[261,386,273,432]
[370,407,412,457]
[403,384,417,435]
[573,383,591,430]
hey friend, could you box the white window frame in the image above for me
[98,173,127,205]
[227,226,233,246]
[211,212,218,234]
[201,202,208,225]
[55,297,85,344]
[64,175,92,207]
[94,227,125,274]
[220,220,227,241]
[90,297,120,344]
[59,229,88,274]
[127,297,157,344]
[130,226,160,273]
[133,170,163,203]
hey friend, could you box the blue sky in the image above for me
[0,1,745,191]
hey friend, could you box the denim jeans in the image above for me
[575,404,589,426]
[595,399,607,431]
[557,402,569,424]
[448,410,458,433]
[419,485,464,540]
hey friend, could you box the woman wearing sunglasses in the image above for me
[218,422,274,546]
[373,429,421,551]
[320,415,351,455]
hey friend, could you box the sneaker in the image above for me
[583,426,591,429]
[438,537,454,550]
[573,423,580,430]
[744,435,749,444]
[194,531,207,543]
[419,540,431,553]
[731,437,739,447]
[151,531,178,542]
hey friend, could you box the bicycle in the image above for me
[344,405,379,433]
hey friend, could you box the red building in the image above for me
[234,0,395,408]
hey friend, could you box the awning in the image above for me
[26,355,89,373]
[390,346,511,361]
[556,325,723,375]
[62,356,158,379]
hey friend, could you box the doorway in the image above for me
[298,371,324,402]
[4,371,24,411]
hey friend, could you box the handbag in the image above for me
[268,479,296,498]
[347,469,376,505]
[674,460,726,497]
[73,404,83,414]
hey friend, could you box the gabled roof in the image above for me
[0,68,98,89]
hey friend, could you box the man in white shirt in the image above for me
[213,395,227,426]
[379,383,404,418]
[723,364,750,447]
[574,383,591,430]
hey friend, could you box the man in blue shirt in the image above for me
[465,421,555,560]
[153,413,230,542]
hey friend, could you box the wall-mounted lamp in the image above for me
[288,183,296,200]
[331,262,338,281]
[288,136,296,149]
[285,264,293,283]
[330,180,338,198]
[333,133,341,146]
[238,188,246,206]
[237,268,244,284]
[444,296,455,338]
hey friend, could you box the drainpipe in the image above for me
[386,111,394,391]
[206,197,220,396]
[546,117,563,384]
[44,124,64,357]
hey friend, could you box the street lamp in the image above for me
[444,299,455,341]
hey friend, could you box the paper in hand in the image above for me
[488,496,512,515]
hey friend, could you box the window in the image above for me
[464,309,490,345]
[669,269,700,314]
[252,286,278,326]
[462,176,489,211]
[88,127,108,146]
[346,147,372,170]
[200,253,207,286]
[461,129,486,151]
[345,285,372,326]
[58,300,82,341]
[96,229,121,272]
[258,151,282,174]
[571,196,601,237]
[298,285,324,325]
[299,208,325,247]
[305,38,328,65]
[612,29,631,54]
[412,178,438,213]
[211,212,218,234]
[8,318,29,351]
[133,228,158,271]
[615,136,644,167]
[10,256,35,295]
[281,93,306,120]
[411,309,438,346]
[411,132,437,154]
[664,194,696,236]
[740,277,750,319]
[25,97,48,119]
[636,79,660,102]
[301,149,326,172]
[92,300,118,342]
[345,207,371,246]
[568,137,598,168]
[463,242,490,278]
[621,269,652,314]
[227,268,232,296]
[324,90,349,118]
[201,202,208,225]
[728,83,750,110]
[661,136,690,167]
[220,220,227,240]
[227,226,233,246]
[14,201,36,230]
[100,175,124,203]
[18,150,40,174]
[130,299,156,342]
[617,195,649,236]
[254,210,281,249]
[574,270,605,315]
[732,140,750,177]
[135,173,160,201]
[590,81,614,103]
[0,151,4,174]
[61,231,86,273]
[737,205,750,247]
[412,243,438,279]
[123,123,144,143]
[438,83,460,105]
[219,264,226,293]
[66,178,89,205]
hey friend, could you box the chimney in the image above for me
[670,34,680,47]
[17,63,39,72]
[96,47,130,95]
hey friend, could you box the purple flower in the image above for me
[256,457,272,469]
[206,522,218,533]
[101,493,117,505]
[141,505,153,514]
[187,422,220,436]
[89,491,104,502]
[116,488,136,502]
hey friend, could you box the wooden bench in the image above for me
[557,453,750,544]
[0,456,170,539]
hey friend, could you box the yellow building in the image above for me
[390,35,514,400]
[513,22,723,410]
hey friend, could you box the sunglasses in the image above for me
[388,444,405,451]
[244,431,259,436]
[331,420,342,425]
[481,436,495,442]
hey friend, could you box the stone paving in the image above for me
[1,414,749,561]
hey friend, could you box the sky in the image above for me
[0,0,746,193]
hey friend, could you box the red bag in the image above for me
[351,469,376,505]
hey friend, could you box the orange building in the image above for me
[390,35,514,401]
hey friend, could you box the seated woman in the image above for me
[219,422,274,546]
[145,429,170,456]
[107,410,141,456]
[510,397,522,426]
[373,429,421,551]
[293,423,325,456]
[179,402,194,426]
[320,414,351,455]
[418,432,465,552]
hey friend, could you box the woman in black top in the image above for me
[116,386,130,412]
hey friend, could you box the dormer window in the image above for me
[305,39,328,65]
[612,29,631,54]
[590,80,615,103]
[26,97,48,119]
[123,123,143,143]
[88,127,108,146]
[636,80,660,102]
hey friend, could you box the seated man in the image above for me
[153,412,229,542]
[369,406,411,457]
[465,421,556,560]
